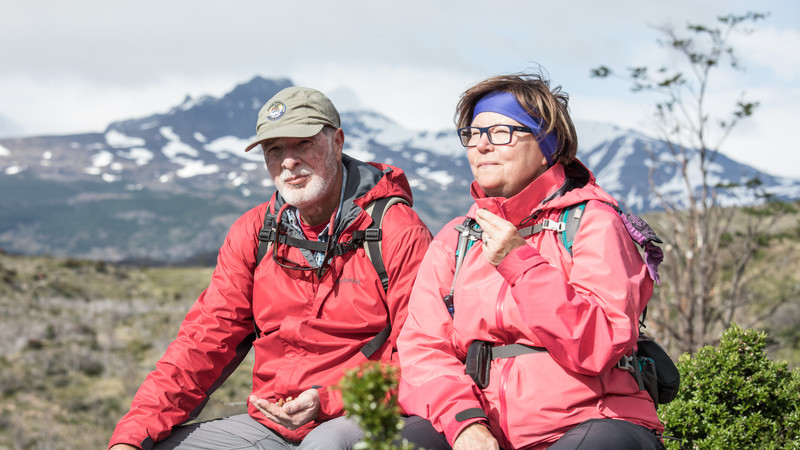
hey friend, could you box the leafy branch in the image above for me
[338,361,416,450]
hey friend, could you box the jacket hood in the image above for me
[468,159,618,226]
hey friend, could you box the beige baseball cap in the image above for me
[244,86,341,152]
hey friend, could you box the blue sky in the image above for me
[1,0,798,177]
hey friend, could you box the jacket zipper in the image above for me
[499,361,514,449]
[495,280,515,448]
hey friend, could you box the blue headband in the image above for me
[472,91,558,166]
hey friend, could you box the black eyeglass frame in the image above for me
[456,124,534,148]
[271,225,323,272]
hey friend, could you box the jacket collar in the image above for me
[468,160,601,227]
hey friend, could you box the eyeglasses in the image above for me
[271,225,323,272]
[457,124,533,147]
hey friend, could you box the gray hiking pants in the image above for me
[152,414,362,450]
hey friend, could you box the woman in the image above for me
[397,72,664,449]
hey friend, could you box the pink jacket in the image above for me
[397,162,663,449]
[110,157,432,448]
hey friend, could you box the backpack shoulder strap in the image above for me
[442,217,481,317]
[560,201,588,256]
[359,196,409,358]
[254,197,408,285]
[362,196,410,293]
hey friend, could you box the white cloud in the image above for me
[734,26,800,81]
[0,0,797,178]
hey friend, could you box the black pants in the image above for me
[399,417,665,450]
[548,418,665,450]
[399,415,451,450]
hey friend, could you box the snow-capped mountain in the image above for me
[1,76,798,263]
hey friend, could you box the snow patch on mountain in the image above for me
[91,151,114,168]
[345,147,376,163]
[102,173,121,183]
[342,136,377,162]
[160,127,198,158]
[4,165,24,175]
[352,112,416,150]
[118,148,153,166]
[106,130,146,148]
[40,151,52,167]
[416,167,455,188]
[226,171,250,187]
[408,129,463,157]
[173,95,213,113]
[576,120,641,152]
[590,137,640,192]
[175,157,219,178]
[205,135,263,162]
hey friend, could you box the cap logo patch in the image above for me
[265,101,287,121]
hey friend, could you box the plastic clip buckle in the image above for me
[616,354,635,373]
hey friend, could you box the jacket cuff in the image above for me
[450,408,490,446]
[442,404,488,445]
[109,434,152,450]
[497,244,542,283]
[315,385,344,422]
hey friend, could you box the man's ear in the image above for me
[333,128,345,160]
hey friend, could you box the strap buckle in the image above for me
[363,229,382,241]
[616,354,635,373]
[540,219,566,232]
[258,228,276,242]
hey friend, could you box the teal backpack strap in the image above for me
[560,201,588,255]
[514,202,589,255]
[442,217,481,317]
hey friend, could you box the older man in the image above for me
[109,87,440,449]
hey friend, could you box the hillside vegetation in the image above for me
[0,253,253,449]
[0,202,798,448]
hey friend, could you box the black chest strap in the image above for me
[253,197,409,359]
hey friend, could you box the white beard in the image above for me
[277,169,328,208]
[275,149,339,209]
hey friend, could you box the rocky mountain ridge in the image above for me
[2,76,799,263]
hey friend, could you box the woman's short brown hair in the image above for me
[455,72,578,165]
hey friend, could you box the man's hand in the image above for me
[453,423,500,450]
[109,445,139,450]
[475,209,527,267]
[249,388,320,430]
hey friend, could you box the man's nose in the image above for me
[281,145,303,169]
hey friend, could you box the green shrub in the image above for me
[338,362,415,450]
[660,324,800,449]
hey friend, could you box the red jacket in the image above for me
[110,156,432,449]
[397,162,663,449]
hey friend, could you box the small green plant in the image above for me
[660,324,800,449]
[338,361,415,450]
